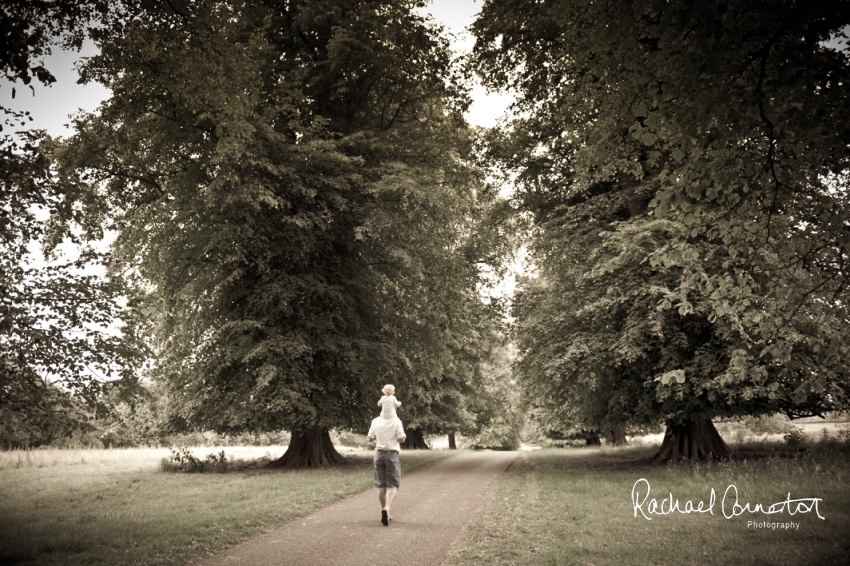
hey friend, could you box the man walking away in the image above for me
[367,413,406,525]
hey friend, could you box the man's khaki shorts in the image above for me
[373,450,401,488]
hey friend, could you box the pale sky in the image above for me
[0,37,107,138]
[0,0,512,138]
[417,0,514,128]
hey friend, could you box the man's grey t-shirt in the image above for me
[368,416,406,452]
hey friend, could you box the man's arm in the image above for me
[395,420,406,443]
[367,422,377,442]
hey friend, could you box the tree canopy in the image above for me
[1,0,137,447]
[13,0,850,463]
[52,0,507,463]
[473,0,850,460]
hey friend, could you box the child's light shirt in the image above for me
[379,395,398,419]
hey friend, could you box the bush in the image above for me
[783,427,807,448]
[160,448,228,473]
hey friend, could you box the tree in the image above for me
[0,356,100,448]
[473,0,850,461]
[1,0,137,442]
[55,0,505,466]
[512,184,745,458]
[461,342,525,450]
[392,269,507,450]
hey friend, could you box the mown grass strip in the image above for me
[444,445,850,566]
[0,447,456,565]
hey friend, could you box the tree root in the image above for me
[651,419,731,464]
[269,427,347,468]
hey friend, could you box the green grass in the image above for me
[443,445,850,566]
[0,446,456,565]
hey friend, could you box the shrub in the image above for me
[160,448,228,473]
[783,427,807,448]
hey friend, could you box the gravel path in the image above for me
[196,450,517,566]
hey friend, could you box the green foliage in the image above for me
[50,0,507,440]
[160,447,229,473]
[1,0,139,443]
[0,374,97,449]
[1,127,135,426]
[96,380,296,447]
[783,427,807,448]
[473,1,850,435]
[462,344,524,450]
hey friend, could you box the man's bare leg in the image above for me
[377,487,398,524]
[378,487,389,525]
[384,487,398,519]
[378,487,398,510]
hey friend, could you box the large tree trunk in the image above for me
[651,419,731,464]
[448,432,457,450]
[604,424,628,446]
[268,427,347,468]
[400,428,430,450]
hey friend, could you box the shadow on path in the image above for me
[195,451,517,566]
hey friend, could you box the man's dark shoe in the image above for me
[381,510,389,526]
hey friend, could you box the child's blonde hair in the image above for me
[382,384,395,396]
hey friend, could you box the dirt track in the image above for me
[195,450,517,566]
